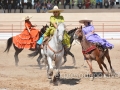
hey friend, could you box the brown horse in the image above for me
[74,26,116,80]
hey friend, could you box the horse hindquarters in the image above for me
[4,37,13,53]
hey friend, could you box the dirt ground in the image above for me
[0,40,120,90]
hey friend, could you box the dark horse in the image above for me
[4,24,49,66]
[74,26,116,80]
[28,27,78,67]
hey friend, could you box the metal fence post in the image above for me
[103,23,104,38]
[12,24,13,37]
[20,21,22,31]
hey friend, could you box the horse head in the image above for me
[74,26,83,41]
[56,23,65,42]
[40,24,49,35]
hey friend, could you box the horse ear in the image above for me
[80,26,82,29]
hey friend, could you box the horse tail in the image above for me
[28,44,40,58]
[4,37,13,53]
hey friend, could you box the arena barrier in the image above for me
[0,21,120,40]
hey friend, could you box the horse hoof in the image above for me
[49,69,53,76]
[48,75,52,79]
[90,77,94,81]
[103,74,107,78]
[15,64,18,67]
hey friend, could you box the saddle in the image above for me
[82,43,104,54]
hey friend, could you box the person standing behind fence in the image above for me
[85,0,90,9]
[34,0,38,9]
[35,1,41,13]
[7,0,12,13]
[41,1,47,13]
[96,0,103,8]
[19,1,23,13]
[110,0,115,8]
[47,1,52,10]
[64,0,71,9]
[13,0,17,13]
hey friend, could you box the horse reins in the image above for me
[47,44,63,61]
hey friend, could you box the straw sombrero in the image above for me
[48,6,64,13]
[79,18,92,23]
[22,15,32,21]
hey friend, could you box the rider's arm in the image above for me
[85,25,95,37]
[90,25,95,34]
[50,16,64,29]
[50,16,58,29]
[25,23,30,33]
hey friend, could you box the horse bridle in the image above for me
[56,29,65,44]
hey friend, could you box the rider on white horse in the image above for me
[37,6,71,55]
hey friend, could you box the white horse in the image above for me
[41,23,65,83]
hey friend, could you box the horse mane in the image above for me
[68,28,77,35]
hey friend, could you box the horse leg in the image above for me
[101,59,109,74]
[36,50,42,66]
[47,57,53,79]
[105,49,116,75]
[14,45,23,66]
[86,59,94,80]
[96,57,106,76]
[61,55,67,66]
[53,58,62,84]
[67,51,76,66]
[45,59,51,79]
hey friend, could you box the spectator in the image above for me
[41,1,47,13]
[0,0,1,5]
[35,1,41,13]
[56,0,60,6]
[64,0,71,9]
[96,0,103,8]
[47,1,52,10]
[27,0,32,9]
[104,0,109,8]
[85,0,90,9]
[2,0,7,13]
[13,0,17,13]
[7,0,12,13]
[19,1,23,13]
[77,0,83,9]
[34,0,38,9]
[53,0,58,6]
[110,0,115,8]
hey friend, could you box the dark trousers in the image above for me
[14,5,17,13]
[64,2,71,9]
[8,4,12,13]
[27,2,32,9]
[20,8,23,13]
[96,2,102,8]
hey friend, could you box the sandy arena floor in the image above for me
[0,40,120,90]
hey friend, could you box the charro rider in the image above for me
[37,6,71,54]
[79,18,114,50]
[13,15,39,49]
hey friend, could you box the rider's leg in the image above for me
[37,35,44,49]
[63,31,71,55]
